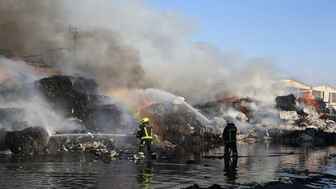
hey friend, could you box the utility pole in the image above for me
[69,25,79,60]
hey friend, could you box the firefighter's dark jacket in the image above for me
[137,123,153,141]
[223,123,237,144]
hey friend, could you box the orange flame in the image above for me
[299,91,321,110]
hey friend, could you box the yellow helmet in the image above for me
[140,117,150,124]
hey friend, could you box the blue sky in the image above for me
[146,0,336,85]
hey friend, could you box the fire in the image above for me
[298,91,324,112]
[105,88,165,138]
[106,88,157,119]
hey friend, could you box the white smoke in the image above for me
[0,0,284,104]
[0,0,290,136]
[0,57,82,134]
[65,0,284,104]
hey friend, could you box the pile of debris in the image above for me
[196,97,253,120]
[144,113,220,152]
[196,93,336,146]
[271,94,336,145]
[48,134,118,161]
[5,127,49,155]
[137,90,223,153]
[0,74,136,156]
[36,75,136,132]
[2,126,120,160]
[0,74,136,134]
[48,134,115,154]
[4,72,336,157]
[0,77,225,157]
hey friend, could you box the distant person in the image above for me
[136,117,153,157]
[223,122,238,157]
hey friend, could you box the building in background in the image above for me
[281,79,311,95]
[312,85,336,109]
[281,79,336,110]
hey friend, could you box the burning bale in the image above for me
[0,107,57,154]
[36,75,99,121]
[0,74,137,156]
[138,91,222,153]
[5,127,49,155]
[36,75,136,133]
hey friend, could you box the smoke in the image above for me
[0,0,147,90]
[0,0,284,104]
[0,57,82,134]
[66,0,284,103]
[0,0,291,139]
[0,0,66,56]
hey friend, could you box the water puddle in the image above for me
[0,143,335,188]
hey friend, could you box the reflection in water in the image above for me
[137,161,154,189]
[224,155,238,183]
[0,144,335,188]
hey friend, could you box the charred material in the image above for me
[141,102,222,153]
[5,127,49,155]
[36,75,99,121]
[36,75,134,132]
[275,94,297,111]
[0,129,7,151]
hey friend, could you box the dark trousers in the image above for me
[224,143,237,157]
[140,140,152,154]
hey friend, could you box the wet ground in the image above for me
[0,143,336,189]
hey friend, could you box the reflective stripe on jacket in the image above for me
[141,126,153,140]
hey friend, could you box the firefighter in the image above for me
[137,117,153,157]
[223,121,238,158]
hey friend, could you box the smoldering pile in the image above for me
[0,73,136,157]
[1,0,336,160]
[196,93,336,146]
[133,89,223,154]
[0,71,223,157]
[0,0,283,158]
[272,94,336,146]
